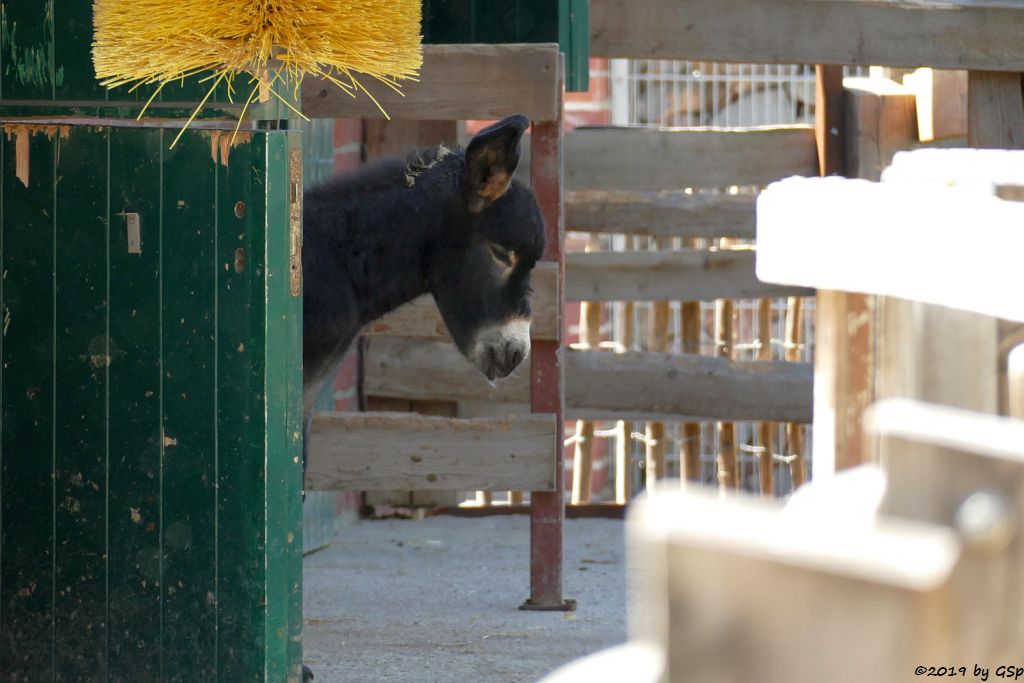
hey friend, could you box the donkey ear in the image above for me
[464,114,530,213]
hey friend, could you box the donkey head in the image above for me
[427,115,546,381]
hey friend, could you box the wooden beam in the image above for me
[565,190,756,239]
[302,44,560,122]
[365,261,559,340]
[568,351,812,423]
[756,173,1024,322]
[566,126,818,191]
[567,249,813,303]
[363,337,813,422]
[589,0,1024,71]
[306,412,557,491]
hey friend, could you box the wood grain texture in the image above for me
[967,71,1024,148]
[567,249,813,302]
[566,190,756,239]
[302,44,561,121]
[590,0,1024,70]
[366,261,559,340]
[363,336,813,422]
[306,412,557,491]
[843,79,919,182]
[566,126,818,191]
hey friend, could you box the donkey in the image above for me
[302,113,546,419]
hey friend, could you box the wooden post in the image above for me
[716,238,737,489]
[785,296,806,488]
[645,237,671,489]
[1010,345,1024,420]
[968,71,1024,418]
[757,298,775,496]
[523,63,572,610]
[572,236,602,504]
[615,236,637,504]
[680,237,703,484]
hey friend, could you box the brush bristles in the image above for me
[93,0,422,100]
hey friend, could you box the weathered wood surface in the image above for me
[870,398,1024,662]
[756,173,1024,322]
[590,0,1024,71]
[967,71,1024,149]
[903,68,968,142]
[566,127,818,191]
[567,249,813,303]
[566,190,756,239]
[363,336,813,422]
[628,485,959,683]
[302,44,561,122]
[366,261,559,340]
[306,412,557,491]
[843,78,919,182]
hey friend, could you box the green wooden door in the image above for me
[0,124,304,680]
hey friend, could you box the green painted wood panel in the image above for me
[0,125,302,679]
[53,125,110,680]
[107,126,164,679]
[0,125,57,680]
[423,0,589,90]
[161,131,219,680]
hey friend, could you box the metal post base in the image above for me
[519,598,577,612]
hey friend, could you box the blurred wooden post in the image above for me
[784,296,806,488]
[814,77,916,477]
[615,237,638,503]
[1010,345,1024,419]
[645,237,671,489]
[680,263,702,483]
[715,238,737,489]
[757,298,775,496]
[572,234,602,504]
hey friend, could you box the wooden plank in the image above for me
[629,486,959,683]
[757,299,776,495]
[785,297,807,488]
[160,132,218,678]
[967,71,1024,148]
[105,128,164,679]
[566,126,818,191]
[589,0,1024,71]
[365,336,812,422]
[843,79,919,182]
[572,235,602,505]
[569,350,812,422]
[302,44,560,122]
[1010,346,1024,419]
[756,174,1024,322]
[306,412,558,491]
[53,126,109,678]
[903,69,968,142]
[366,260,559,341]
[815,65,846,176]
[869,399,1024,661]
[0,125,56,679]
[567,249,813,302]
[566,190,756,239]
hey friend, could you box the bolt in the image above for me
[954,489,1016,554]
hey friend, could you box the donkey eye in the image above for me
[489,244,513,266]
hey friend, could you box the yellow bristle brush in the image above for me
[92,0,422,147]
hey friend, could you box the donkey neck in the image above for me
[345,186,451,325]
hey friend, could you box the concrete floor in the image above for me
[303,515,628,683]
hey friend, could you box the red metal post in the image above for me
[521,64,573,611]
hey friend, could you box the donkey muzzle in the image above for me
[470,318,531,381]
